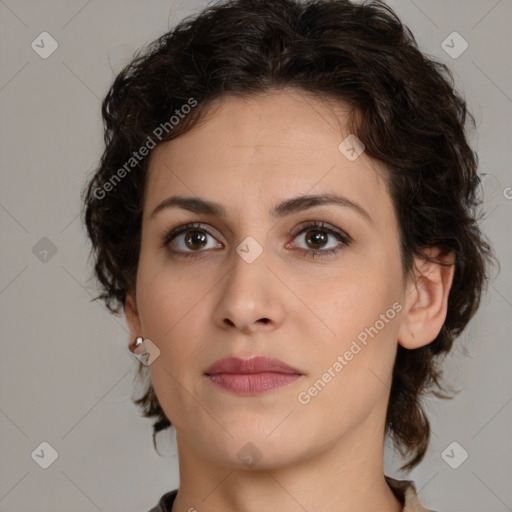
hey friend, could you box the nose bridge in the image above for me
[223,242,271,307]
[213,239,284,330]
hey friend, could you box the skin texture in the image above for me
[125,88,454,512]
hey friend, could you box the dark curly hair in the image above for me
[82,0,497,470]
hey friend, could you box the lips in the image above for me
[205,356,302,375]
[205,356,303,395]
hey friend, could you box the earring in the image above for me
[129,336,145,354]
[130,336,159,366]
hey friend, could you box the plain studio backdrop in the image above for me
[0,1,511,511]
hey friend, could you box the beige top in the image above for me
[386,477,435,512]
[149,477,435,511]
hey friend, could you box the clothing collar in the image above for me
[150,477,435,512]
[386,476,436,512]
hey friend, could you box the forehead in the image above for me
[144,89,393,222]
[151,89,360,163]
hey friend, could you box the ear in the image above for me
[125,292,142,341]
[398,247,455,349]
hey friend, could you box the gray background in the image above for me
[0,0,510,510]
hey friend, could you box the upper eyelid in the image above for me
[171,221,231,240]
[291,220,350,237]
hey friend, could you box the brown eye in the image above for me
[287,221,351,260]
[304,230,329,249]
[184,230,208,250]
[163,223,223,255]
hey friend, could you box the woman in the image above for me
[82,0,495,510]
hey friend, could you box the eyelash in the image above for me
[161,221,352,260]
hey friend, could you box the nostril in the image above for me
[222,317,270,327]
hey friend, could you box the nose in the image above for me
[212,248,286,334]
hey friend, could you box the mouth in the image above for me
[204,356,304,395]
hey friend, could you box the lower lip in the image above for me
[207,372,301,395]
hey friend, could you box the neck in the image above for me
[171,408,403,512]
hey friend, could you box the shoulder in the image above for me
[147,489,178,512]
[386,476,437,512]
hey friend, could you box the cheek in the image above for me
[137,265,212,426]
[293,254,402,342]
[136,253,220,369]
[294,292,401,429]
[291,250,403,400]
[136,252,206,338]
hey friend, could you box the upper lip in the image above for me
[205,356,303,375]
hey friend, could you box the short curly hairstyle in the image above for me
[82,0,496,470]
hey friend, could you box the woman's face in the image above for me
[128,89,410,468]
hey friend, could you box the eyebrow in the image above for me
[150,193,372,224]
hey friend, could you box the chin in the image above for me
[203,429,308,469]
